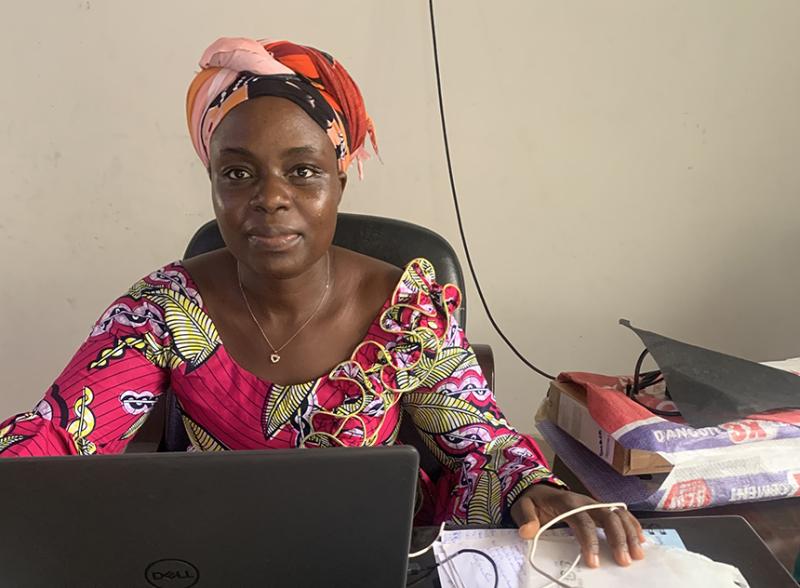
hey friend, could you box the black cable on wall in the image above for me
[428,0,556,381]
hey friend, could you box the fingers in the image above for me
[592,509,631,566]
[631,512,646,543]
[511,496,541,540]
[516,487,646,568]
[617,510,646,560]
[563,512,600,568]
[591,508,647,566]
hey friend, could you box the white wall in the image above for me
[2,1,799,437]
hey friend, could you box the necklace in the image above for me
[237,253,331,364]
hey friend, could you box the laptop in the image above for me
[0,446,419,587]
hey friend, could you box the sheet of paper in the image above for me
[439,535,527,588]
[433,543,462,588]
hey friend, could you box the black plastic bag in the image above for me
[621,320,800,428]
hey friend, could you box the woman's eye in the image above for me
[292,166,318,179]
[224,168,253,181]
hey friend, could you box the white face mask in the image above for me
[626,544,748,587]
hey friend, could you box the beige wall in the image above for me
[2,1,799,437]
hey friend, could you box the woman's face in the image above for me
[208,96,346,279]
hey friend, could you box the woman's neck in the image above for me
[236,251,332,325]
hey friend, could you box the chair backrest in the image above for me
[161,213,467,465]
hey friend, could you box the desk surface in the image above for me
[553,456,800,573]
[408,515,799,588]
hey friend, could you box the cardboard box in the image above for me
[542,380,673,476]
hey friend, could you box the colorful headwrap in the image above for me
[186,37,378,176]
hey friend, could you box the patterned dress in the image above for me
[0,258,561,524]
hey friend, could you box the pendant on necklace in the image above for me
[270,353,281,364]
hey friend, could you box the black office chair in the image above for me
[130,213,494,480]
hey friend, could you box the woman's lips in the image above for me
[248,232,301,252]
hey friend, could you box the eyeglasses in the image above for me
[625,348,681,417]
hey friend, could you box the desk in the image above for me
[553,456,800,574]
[408,515,799,587]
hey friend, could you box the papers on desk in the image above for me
[433,528,750,588]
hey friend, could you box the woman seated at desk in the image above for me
[0,36,644,568]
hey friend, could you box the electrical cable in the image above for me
[408,521,447,558]
[527,501,629,588]
[407,501,630,587]
[428,0,556,381]
[627,349,681,417]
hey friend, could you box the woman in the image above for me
[0,37,644,568]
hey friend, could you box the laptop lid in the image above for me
[0,446,419,587]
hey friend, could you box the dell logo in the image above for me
[145,559,199,588]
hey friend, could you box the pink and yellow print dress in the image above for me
[0,258,560,524]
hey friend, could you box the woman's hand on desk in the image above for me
[511,484,646,568]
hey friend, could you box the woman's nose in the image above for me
[251,176,290,213]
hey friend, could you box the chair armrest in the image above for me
[473,343,495,391]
